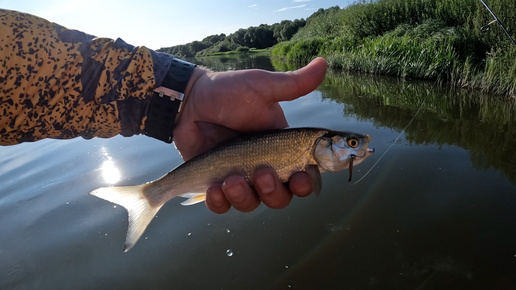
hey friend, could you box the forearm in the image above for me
[0,9,173,144]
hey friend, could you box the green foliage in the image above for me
[326,34,458,81]
[292,6,343,40]
[273,0,516,97]
[289,39,323,63]
[273,19,306,42]
[157,20,305,57]
[479,46,516,96]
[236,46,250,52]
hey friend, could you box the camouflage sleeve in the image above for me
[0,9,174,145]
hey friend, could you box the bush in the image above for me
[272,0,516,97]
[236,46,250,52]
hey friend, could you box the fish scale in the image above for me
[90,127,373,251]
[155,128,328,201]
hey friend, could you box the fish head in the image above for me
[314,131,374,172]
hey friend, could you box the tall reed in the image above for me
[272,0,516,97]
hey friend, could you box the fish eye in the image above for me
[347,137,360,148]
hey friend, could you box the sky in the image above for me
[1,0,354,50]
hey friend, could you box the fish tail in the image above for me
[89,185,163,252]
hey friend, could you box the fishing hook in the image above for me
[348,154,356,182]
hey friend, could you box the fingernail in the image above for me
[209,191,225,207]
[255,173,275,194]
[223,181,246,203]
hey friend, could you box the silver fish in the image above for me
[90,127,374,251]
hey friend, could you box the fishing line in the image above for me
[351,97,427,185]
[351,0,514,185]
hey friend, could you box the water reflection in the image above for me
[318,70,516,184]
[100,159,120,184]
[98,147,121,184]
[192,54,516,184]
[192,52,274,72]
[1,53,515,290]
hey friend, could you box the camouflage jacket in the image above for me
[0,9,174,144]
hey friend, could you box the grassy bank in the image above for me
[271,0,516,98]
[203,48,270,57]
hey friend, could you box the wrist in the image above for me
[183,66,206,100]
[174,66,206,124]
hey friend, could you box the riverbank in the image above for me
[271,1,516,98]
[202,48,270,57]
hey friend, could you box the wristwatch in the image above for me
[144,58,196,143]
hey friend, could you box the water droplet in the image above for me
[226,249,233,257]
[285,265,289,269]
[66,202,70,205]
[144,237,148,240]
[187,232,192,236]
[226,229,231,233]
[113,205,117,208]
[104,233,108,236]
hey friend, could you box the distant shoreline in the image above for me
[202,48,270,57]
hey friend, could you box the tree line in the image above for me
[157,19,306,57]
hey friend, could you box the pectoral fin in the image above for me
[179,193,207,206]
[306,165,322,196]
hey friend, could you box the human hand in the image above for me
[173,57,327,213]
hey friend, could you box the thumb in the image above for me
[269,57,327,102]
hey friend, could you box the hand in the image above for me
[173,57,327,213]
[205,168,315,214]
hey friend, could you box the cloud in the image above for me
[275,4,306,12]
[293,0,310,2]
[248,4,258,8]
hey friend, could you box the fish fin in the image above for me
[89,185,163,252]
[179,193,207,206]
[306,165,322,196]
[195,121,242,154]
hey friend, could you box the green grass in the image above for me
[271,0,516,98]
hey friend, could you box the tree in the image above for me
[157,17,305,56]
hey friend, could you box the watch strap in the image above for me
[143,58,196,143]
[160,58,196,93]
[143,91,182,143]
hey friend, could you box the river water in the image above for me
[1,54,515,289]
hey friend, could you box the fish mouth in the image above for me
[348,148,374,182]
[354,147,375,159]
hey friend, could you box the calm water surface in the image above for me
[1,54,515,289]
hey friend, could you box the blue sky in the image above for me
[1,0,353,49]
